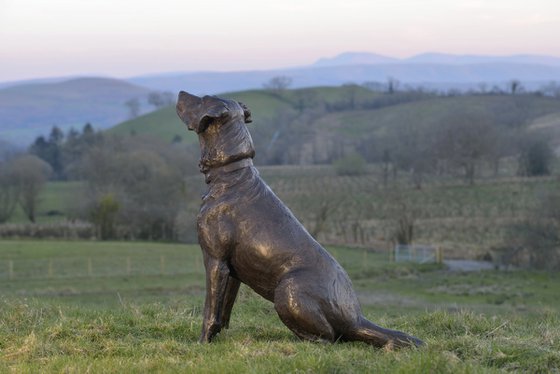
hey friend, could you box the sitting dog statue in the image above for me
[176,91,423,348]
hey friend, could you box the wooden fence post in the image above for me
[160,255,166,275]
[8,260,14,280]
[436,246,443,264]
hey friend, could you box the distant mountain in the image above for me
[128,61,560,94]
[0,77,150,145]
[313,52,398,66]
[405,52,560,66]
[3,51,560,146]
[0,76,83,90]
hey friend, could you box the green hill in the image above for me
[108,86,560,161]
[313,95,560,137]
[108,86,381,144]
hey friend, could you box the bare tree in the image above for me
[384,189,418,245]
[12,155,52,222]
[434,114,496,185]
[125,98,141,119]
[503,190,560,270]
[162,91,176,106]
[0,160,20,223]
[263,76,292,92]
[147,92,165,108]
[386,76,400,94]
[508,79,523,95]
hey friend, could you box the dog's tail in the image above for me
[346,316,424,349]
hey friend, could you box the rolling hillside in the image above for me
[109,86,382,144]
[0,77,150,145]
[109,86,560,163]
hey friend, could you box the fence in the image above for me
[393,244,443,264]
[0,255,204,281]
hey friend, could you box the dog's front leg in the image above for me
[200,254,230,343]
[220,276,241,329]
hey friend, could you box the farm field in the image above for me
[1,240,559,372]
[6,166,560,261]
[260,167,560,258]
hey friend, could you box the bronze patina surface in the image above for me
[176,91,423,348]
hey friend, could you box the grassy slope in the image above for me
[108,89,294,143]
[0,240,559,372]
[108,86,381,143]
[109,87,560,147]
[312,95,560,139]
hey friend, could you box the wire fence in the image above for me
[393,244,443,264]
[0,255,204,281]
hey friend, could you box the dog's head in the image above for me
[176,91,252,134]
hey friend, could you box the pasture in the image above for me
[1,240,559,372]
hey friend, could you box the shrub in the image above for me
[500,190,560,270]
[333,153,367,176]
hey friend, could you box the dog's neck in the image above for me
[202,158,254,184]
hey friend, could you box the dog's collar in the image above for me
[203,158,253,183]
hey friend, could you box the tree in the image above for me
[125,98,141,119]
[508,79,523,95]
[384,189,419,245]
[78,137,198,240]
[148,92,165,108]
[387,121,436,189]
[502,190,560,270]
[12,155,52,222]
[386,76,400,94]
[161,91,175,106]
[91,193,120,240]
[333,153,367,176]
[29,126,65,179]
[434,114,496,185]
[263,76,292,92]
[0,159,20,223]
[517,136,554,176]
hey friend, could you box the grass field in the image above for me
[1,240,559,372]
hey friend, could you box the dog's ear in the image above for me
[238,102,252,124]
[176,91,203,132]
[197,96,230,133]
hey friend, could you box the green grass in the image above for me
[108,106,198,144]
[108,89,294,143]
[108,86,560,151]
[1,240,559,372]
[313,95,560,140]
[107,86,383,144]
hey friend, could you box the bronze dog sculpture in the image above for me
[176,91,423,348]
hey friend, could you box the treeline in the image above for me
[253,82,558,188]
[1,124,201,241]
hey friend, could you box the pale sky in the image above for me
[1,0,560,82]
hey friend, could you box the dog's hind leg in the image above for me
[200,254,231,343]
[274,276,336,343]
[220,276,241,329]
